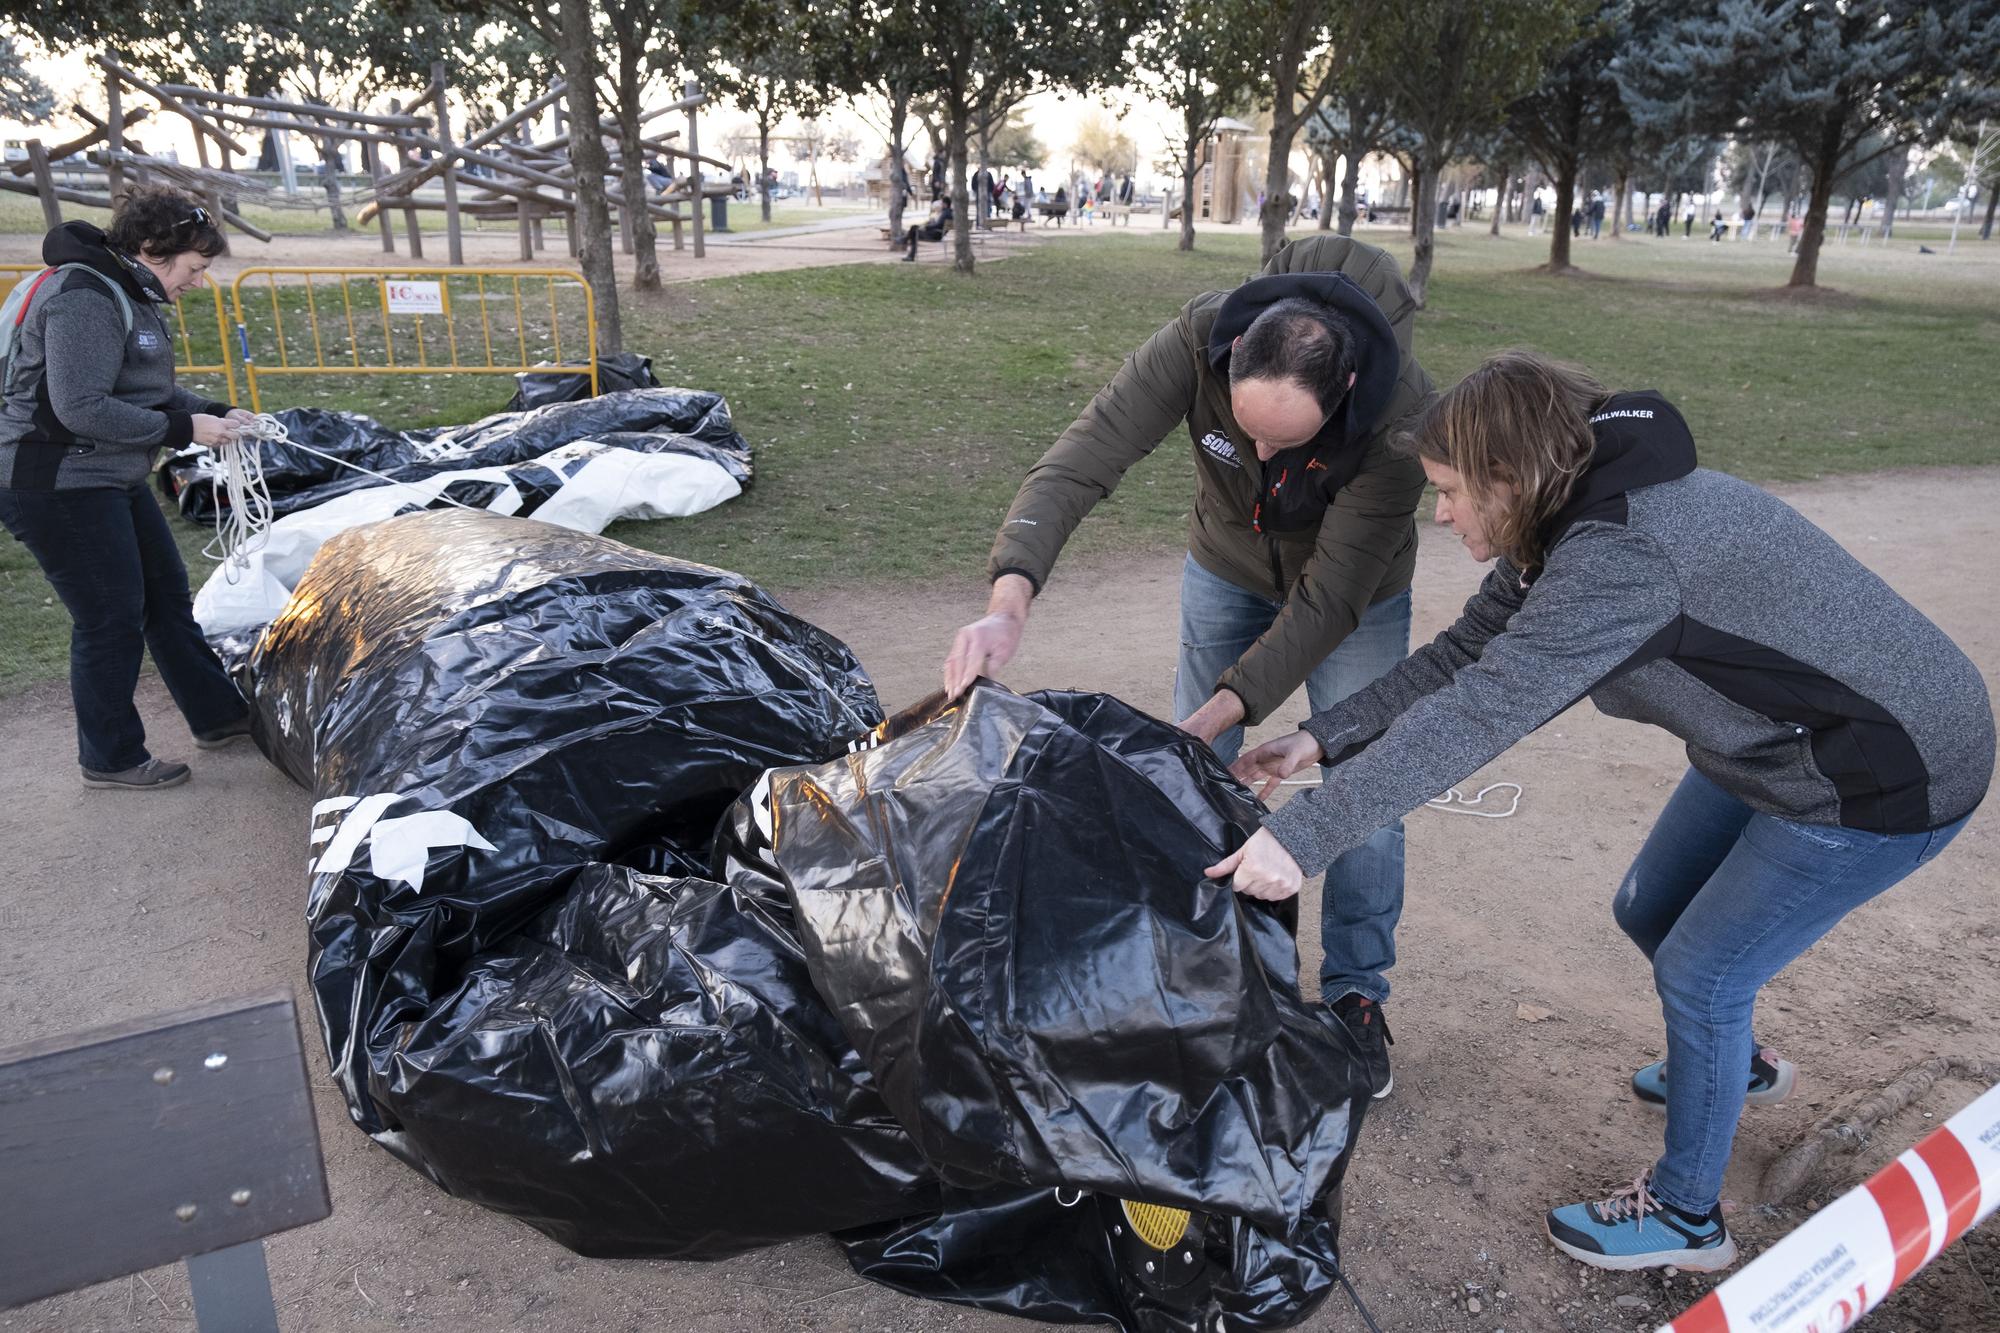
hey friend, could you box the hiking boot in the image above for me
[1631,1048,1797,1110]
[81,757,190,790]
[1332,994,1394,1100]
[194,714,253,750]
[1546,1172,1738,1272]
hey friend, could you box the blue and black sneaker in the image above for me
[1546,1173,1738,1272]
[1631,1047,1797,1110]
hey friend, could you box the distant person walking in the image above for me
[1709,212,1728,242]
[1588,193,1606,239]
[1684,209,1695,239]
[1529,195,1545,235]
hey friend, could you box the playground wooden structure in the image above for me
[1,53,733,266]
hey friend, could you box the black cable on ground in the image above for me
[1337,1268,1387,1333]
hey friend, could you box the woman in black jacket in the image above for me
[0,187,255,789]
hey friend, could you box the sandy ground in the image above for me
[2,467,1996,1332]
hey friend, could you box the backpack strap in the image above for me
[57,263,137,337]
[0,264,138,397]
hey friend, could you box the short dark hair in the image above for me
[1229,297,1356,416]
[106,185,228,260]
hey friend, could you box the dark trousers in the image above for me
[0,483,246,771]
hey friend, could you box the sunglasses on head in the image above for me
[176,206,213,233]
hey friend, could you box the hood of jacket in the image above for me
[42,221,169,305]
[1205,268,1401,455]
[1544,390,1698,549]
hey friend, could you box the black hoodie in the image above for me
[0,221,229,490]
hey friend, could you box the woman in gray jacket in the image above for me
[0,187,254,789]
[1210,349,1992,1273]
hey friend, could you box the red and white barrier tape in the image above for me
[1660,1080,2000,1333]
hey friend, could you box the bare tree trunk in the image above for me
[1338,149,1361,236]
[1259,118,1299,262]
[1408,163,1423,237]
[949,102,974,273]
[759,112,774,223]
[1489,161,1506,236]
[1548,162,1576,270]
[886,87,911,245]
[615,61,660,291]
[1408,159,1441,306]
[1983,174,1998,240]
[553,0,623,353]
[1179,106,1200,252]
[1316,143,1339,231]
[1880,145,1909,241]
[1608,166,1628,241]
[1787,113,1845,288]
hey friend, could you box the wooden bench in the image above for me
[0,990,332,1330]
[1036,204,1070,227]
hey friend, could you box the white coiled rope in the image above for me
[201,413,484,582]
[1277,774,1523,819]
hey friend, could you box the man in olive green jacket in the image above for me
[942,233,1434,1096]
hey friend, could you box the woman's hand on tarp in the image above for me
[1205,828,1303,902]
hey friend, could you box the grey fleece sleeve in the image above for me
[167,385,234,417]
[1297,559,1532,765]
[1264,526,1682,876]
[40,289,189,451]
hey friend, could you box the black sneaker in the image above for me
[81,757,191,790]
[194,714,253,750]
[1332,994,1394,1100]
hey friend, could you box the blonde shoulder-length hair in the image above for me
[1402,349,1613,574]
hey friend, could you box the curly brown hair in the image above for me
[105,185,228,260]
[1401,349,1612,574]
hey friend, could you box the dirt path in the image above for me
[3,468,1995,1332]
[0,212,1060,286]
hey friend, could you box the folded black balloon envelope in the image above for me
[724,685,1374,1330]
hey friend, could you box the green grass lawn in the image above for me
[3,220,1996,695]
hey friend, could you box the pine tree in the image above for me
[1616,0,2000,287]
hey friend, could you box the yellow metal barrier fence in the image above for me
[228,267,598,413]
[0,266,239,405]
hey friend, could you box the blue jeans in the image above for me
[0,484,246,771]
[1175,554,1412,1002]
[1612,768,1968,1215]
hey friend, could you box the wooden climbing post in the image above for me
[364,140,395,254]
[104,63,128,203]
[430,63,463,266]
[389,101,423,260]
[685,81,704,259]
[26,141,61,230]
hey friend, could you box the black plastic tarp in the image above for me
[243,509,919,1256]
[163,386,751,522]
[731,686,1369,1329]
[241,515,1368,1321]
[505,350,658,411]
